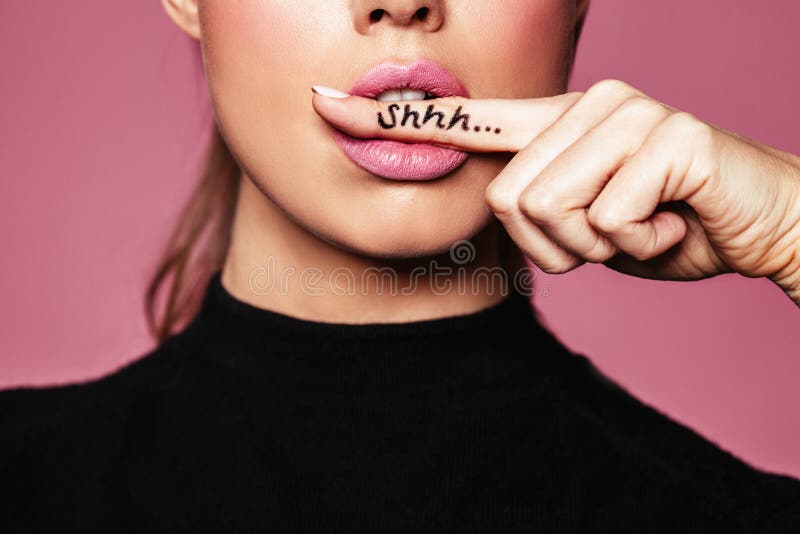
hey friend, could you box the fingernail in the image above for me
[311,85,350,98]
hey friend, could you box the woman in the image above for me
[2,0,799,531]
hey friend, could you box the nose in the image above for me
[351,0,445,34]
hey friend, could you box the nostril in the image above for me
[369,7,430,24]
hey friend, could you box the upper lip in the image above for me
[348,59,469,99]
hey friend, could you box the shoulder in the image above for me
[0,329,238,528]
[551,351,800,531]
[0,334,183,433]
[0,324,241,483]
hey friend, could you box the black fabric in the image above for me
[1,270,799,532]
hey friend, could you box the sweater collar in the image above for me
[173,270,571,414]
[194,270,543,341]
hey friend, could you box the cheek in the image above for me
[457,0,574,97]
[196,1,338,202]
[198,2,309,118]
[200,1,305,75]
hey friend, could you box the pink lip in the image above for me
[332,59,470,181]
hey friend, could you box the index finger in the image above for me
[311,88,581,153]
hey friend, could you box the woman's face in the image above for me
[173,1,581,259]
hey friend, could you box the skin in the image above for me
[162,0,800,323]
[312,85,800,306]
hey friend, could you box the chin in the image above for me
[319,209,495,261]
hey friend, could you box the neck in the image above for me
[221,176,528,324]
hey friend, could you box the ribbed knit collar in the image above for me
[198,270,543,339]
[174,270,572,415]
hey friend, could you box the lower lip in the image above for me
[333,130,468,181]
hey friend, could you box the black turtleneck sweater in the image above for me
[1,271,799,532]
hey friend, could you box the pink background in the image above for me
[2,1,799,477]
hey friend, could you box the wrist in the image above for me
[768,238,800,308]
[771,274,800,307]
[770,160,800,307]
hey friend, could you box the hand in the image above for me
[311,79,800,306]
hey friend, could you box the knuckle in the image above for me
[667,111,713,143]
[615,96,667,122]
[629,247,656,262]
[665,110,698,128]
[518,187,560,222]
[439,95,464,114]
[589,78,636,100]
[422,96,466,146]
[485,183,517,215]
[662,111,719,179]
[537,260,576,275]
[428,125,452,146]
[587,207,626,234]
[662,110,693,133]
[583,240,617,263]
